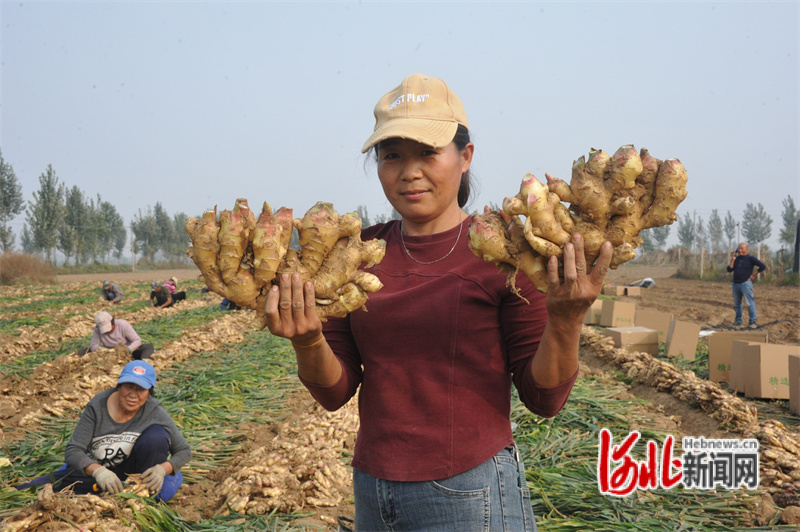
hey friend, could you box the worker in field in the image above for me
[150,281,176,309]
[78,311,154,360]
[162,276,187,303]
[727,242,766,329]
[100,280,125,304]
[15,360,190,502]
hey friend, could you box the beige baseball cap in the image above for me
[361,73,469,154]
[95,311,113,334]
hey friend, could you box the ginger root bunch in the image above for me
[469,145,687,293]
[186,199,385,328]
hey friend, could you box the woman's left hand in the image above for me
[545,234,612,322]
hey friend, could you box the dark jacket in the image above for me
[727,254,766,283]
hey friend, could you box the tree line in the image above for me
[1,148,797,265]
[666,199,798,257]
[0,150,189,265]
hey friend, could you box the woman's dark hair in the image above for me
[373,124,474,208]
[452,124,473,208]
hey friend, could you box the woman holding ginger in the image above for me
[265,73,612,530]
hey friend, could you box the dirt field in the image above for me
[4,263,799,528]
[56,268,203,286]
[604,264,799,345]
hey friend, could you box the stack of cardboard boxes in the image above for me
[708,330,800,406]
[586,287,800,410]
[585,289,702,363]
[583,286,700,360]
[707,331,800,404]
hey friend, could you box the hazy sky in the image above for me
[2,1,798,252]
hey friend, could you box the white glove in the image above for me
[92,466,123,494]
[141,464,166,493]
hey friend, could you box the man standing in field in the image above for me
[726,242,766,329]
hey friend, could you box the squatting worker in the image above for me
[265,73,613,530]
[151,281,175,309]
[15,360,191,502]
[163,276,187,303]
[101,280,124,304]
[84,311,155,360]
[726,242,766,329]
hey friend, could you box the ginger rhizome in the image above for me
[186,200,386,327]
[469,145,687,293]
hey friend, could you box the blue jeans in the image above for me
[732,280,757,325]
[352,445,537,531]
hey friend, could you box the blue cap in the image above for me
[117,361,156,389]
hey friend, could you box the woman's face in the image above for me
[376,138,473,230]
[116,382,149,415]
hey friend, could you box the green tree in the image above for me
[146,204,189,262]
[170,212,189,261]
[25,165,64,262]
[356,205,371,228]
[113,218,127,261]
[708,209,723,253]
[0,149,24,251]
[375,207,402,224]
[651,225,670,250]
[779,195,799,251]
[82,195,102,263]
[20,224,34,253]
[131,207,159,263]
[59,185,87,265]
[723,211,737,250]
[0,149,25,252]
[98,199,126,262]
[694,216,707,252]
[741,203,773,246]
[678,213,694,249]
[676,212,695,250]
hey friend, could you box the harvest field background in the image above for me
[1,264,800,531]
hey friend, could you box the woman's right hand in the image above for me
[92,465,123,494]
[264,273,324,347]
[265,273,342,386]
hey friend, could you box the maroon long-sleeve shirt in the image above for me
[302,219,577,481]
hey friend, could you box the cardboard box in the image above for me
[583,300,604,325]
[737,343,800,400]
[665,320,702,361]
[789,355,800,415]
[624,286,642,297]
[602,285,625,296]
[635,309,674,343]
[708,330,769,383]
[600,300,636,328]
[604,326,659,355]
[729,340,761,393]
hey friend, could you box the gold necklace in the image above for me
[400,215,464,265]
